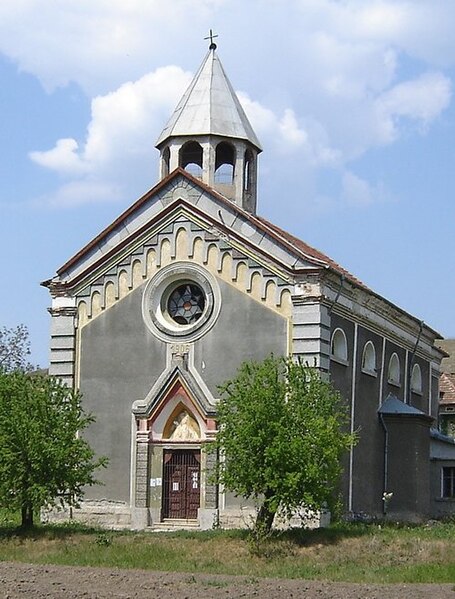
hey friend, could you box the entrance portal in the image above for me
[162,449,201,519]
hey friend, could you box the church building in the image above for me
[43,41,446,529]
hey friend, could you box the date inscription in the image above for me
[170,343,191,354]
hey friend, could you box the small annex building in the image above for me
[43,43,446,529]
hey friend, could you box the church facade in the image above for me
[43,44,445,529]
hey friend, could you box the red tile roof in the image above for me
[440,373,455,405]
[255,215,367,289]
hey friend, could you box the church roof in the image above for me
[255,216,366,289]
[155,47,262,151]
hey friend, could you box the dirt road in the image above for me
[0,561,454,598]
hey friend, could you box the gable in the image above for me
[44,170,333,292]
[76,208,294,331]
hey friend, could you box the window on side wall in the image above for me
[331,328,348,365]
[361,341,376,376]
[442,467,455,498]
[410,363,423,394]
[387,353,400,386]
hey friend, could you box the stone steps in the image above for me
[149,518,200,532]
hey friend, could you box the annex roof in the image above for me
[156,48,262,151]
[378,393,429,417]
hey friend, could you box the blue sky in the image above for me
[1,0,454,367]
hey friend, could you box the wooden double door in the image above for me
[162,449,201,519]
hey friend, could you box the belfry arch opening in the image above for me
[162,146,170,178]
[214,141,235,184]
[180,141,203,179]
[244,149,254,193]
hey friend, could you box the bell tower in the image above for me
[155,36,262,214]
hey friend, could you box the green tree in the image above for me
[213,356,356,532]
[0,324,32,373]
[0,370,106,528]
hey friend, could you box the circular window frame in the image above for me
[142,262,221,342]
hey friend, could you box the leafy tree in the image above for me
[0,324,32,373]
[213,356,356,532]
[0,370,107,528]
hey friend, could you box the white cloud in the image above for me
[0,0,225,94]
[375,72,452,142]
[30,66,193,206]
[8,0,453,210]
[342,171,373,207]
[2,0,455,96]
[294,0,455,66]
[238,93,341,166]
[30,139,87,175]
[279,109,308,147]
[33,180,123,209]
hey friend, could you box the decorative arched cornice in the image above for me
[132,364,217,421]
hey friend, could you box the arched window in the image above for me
[361,341,376,375]
[215,141,235,184]
[179,141,203,178]
[410,363,422,394]
[331,328,348,363]
[388,353,400,386]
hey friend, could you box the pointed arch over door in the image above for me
[163,402,201,441]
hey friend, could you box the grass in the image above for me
[1,511,455,583]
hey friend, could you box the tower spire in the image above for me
[156,46,261,214]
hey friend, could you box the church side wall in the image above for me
[329,312,434,520]
[350,324,384,517]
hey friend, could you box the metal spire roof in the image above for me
[156,47,262,151]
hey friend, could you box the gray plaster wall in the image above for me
[329,314,354,511]
[351,325,385,517]
[193,279,288,396]
[384,415,431,520]
[409,354,430,414]
[431,374,440,421]
[79,285,167,502]
[79,275,287,504]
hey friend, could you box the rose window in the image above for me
[167,284,205,325]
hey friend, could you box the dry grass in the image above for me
[0,515,455,583]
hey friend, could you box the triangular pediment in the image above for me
[132,365,217,420]
[44,169,333,297]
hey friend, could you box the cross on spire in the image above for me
[204,29,218,50]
